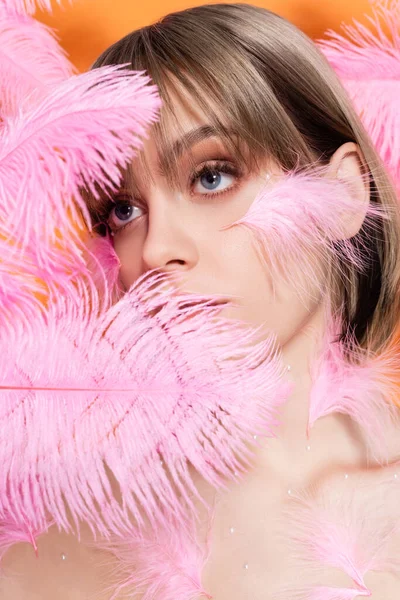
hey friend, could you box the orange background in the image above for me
[37,0,376,73]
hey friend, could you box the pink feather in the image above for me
[82,231,125,305]
[0,8,76,118]
[0,510,52,565]
[279,473,400,599]
[223,169,387,301]
[0,0,68,16]
[0,241,49,333]
[317,0,400,192]
[308,324,400,463]
[88,511,214,600]
[0,64,162,283]
[0,217,110,330]
[274,586,370,600]
[308,586,371,599]
[0,268,291,540]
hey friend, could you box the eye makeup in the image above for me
[91,152,245,236]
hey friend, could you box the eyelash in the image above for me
[189,160,241,198]
[98,159,242,235]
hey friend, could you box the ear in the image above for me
[326,141,370,239]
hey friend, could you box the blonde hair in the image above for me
[89,2,400,353]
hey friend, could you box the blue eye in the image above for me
[108,198,144,231]
[103,160,242,235]
[114,204,134,221]
[199,170,222,190]
[191,161,239,196]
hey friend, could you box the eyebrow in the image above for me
[125,125,237,193]
[158,124,243,175]
[163,125,227,162]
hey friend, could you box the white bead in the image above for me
[60,553,67,561]
[229,527,235,534]
[394,473,398,480]
[306,445,311,451]
[344,473,349,479]
[287,488,292,495]
[253,435,258,440]
[243,563,249,570]
[286,365,291,371]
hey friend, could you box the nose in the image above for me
[141,197,199,274]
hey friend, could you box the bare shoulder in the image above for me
[0,522,128,600]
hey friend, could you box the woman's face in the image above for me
[107,90,324,347]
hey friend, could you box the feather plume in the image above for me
[0,241,49,332]
[0,0,68,16]
[308,586,370,599]
[0,268,291,540]
[223,169,387,302]
[317,0,400,192]
[89,509,214,600]
[0,9,76,119]
[0,212,123,332]
[277,471,400,599]
[82,230,125,305]
[0,64,162,278]
[0,510,53,564]
[308,323,400,463]
[274,585,369,600]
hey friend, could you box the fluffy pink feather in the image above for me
[89,510,214,600]
[308,324,400,463]
[223,169,387,301]
[82,230,125,305]
[278,472,400,599]
[317,0,400,192]
[0,241,50,333]
[0,0,68,16]
[308,587,371,599]
[0,268,291,540]
[0,510,52,565]
[0,64,162,278]
[274,586,370,600]
[0,8,76,118]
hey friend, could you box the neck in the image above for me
[254,299,366,485]
[278,299,327,445]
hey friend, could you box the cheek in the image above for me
[109,212,325,348]
[218,227,324,346]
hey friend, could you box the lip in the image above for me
[136,270,235,314]
[144,291,231,319]
[174,289,232,307]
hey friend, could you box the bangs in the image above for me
[93,23,292,193]
[128,64,266,192]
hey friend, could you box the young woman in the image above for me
[2,2,400,599]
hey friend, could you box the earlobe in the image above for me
[328,141,370,239]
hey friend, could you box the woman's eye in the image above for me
[191,162,239,196]
[108,200,144,230]
[105,161,241,234]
